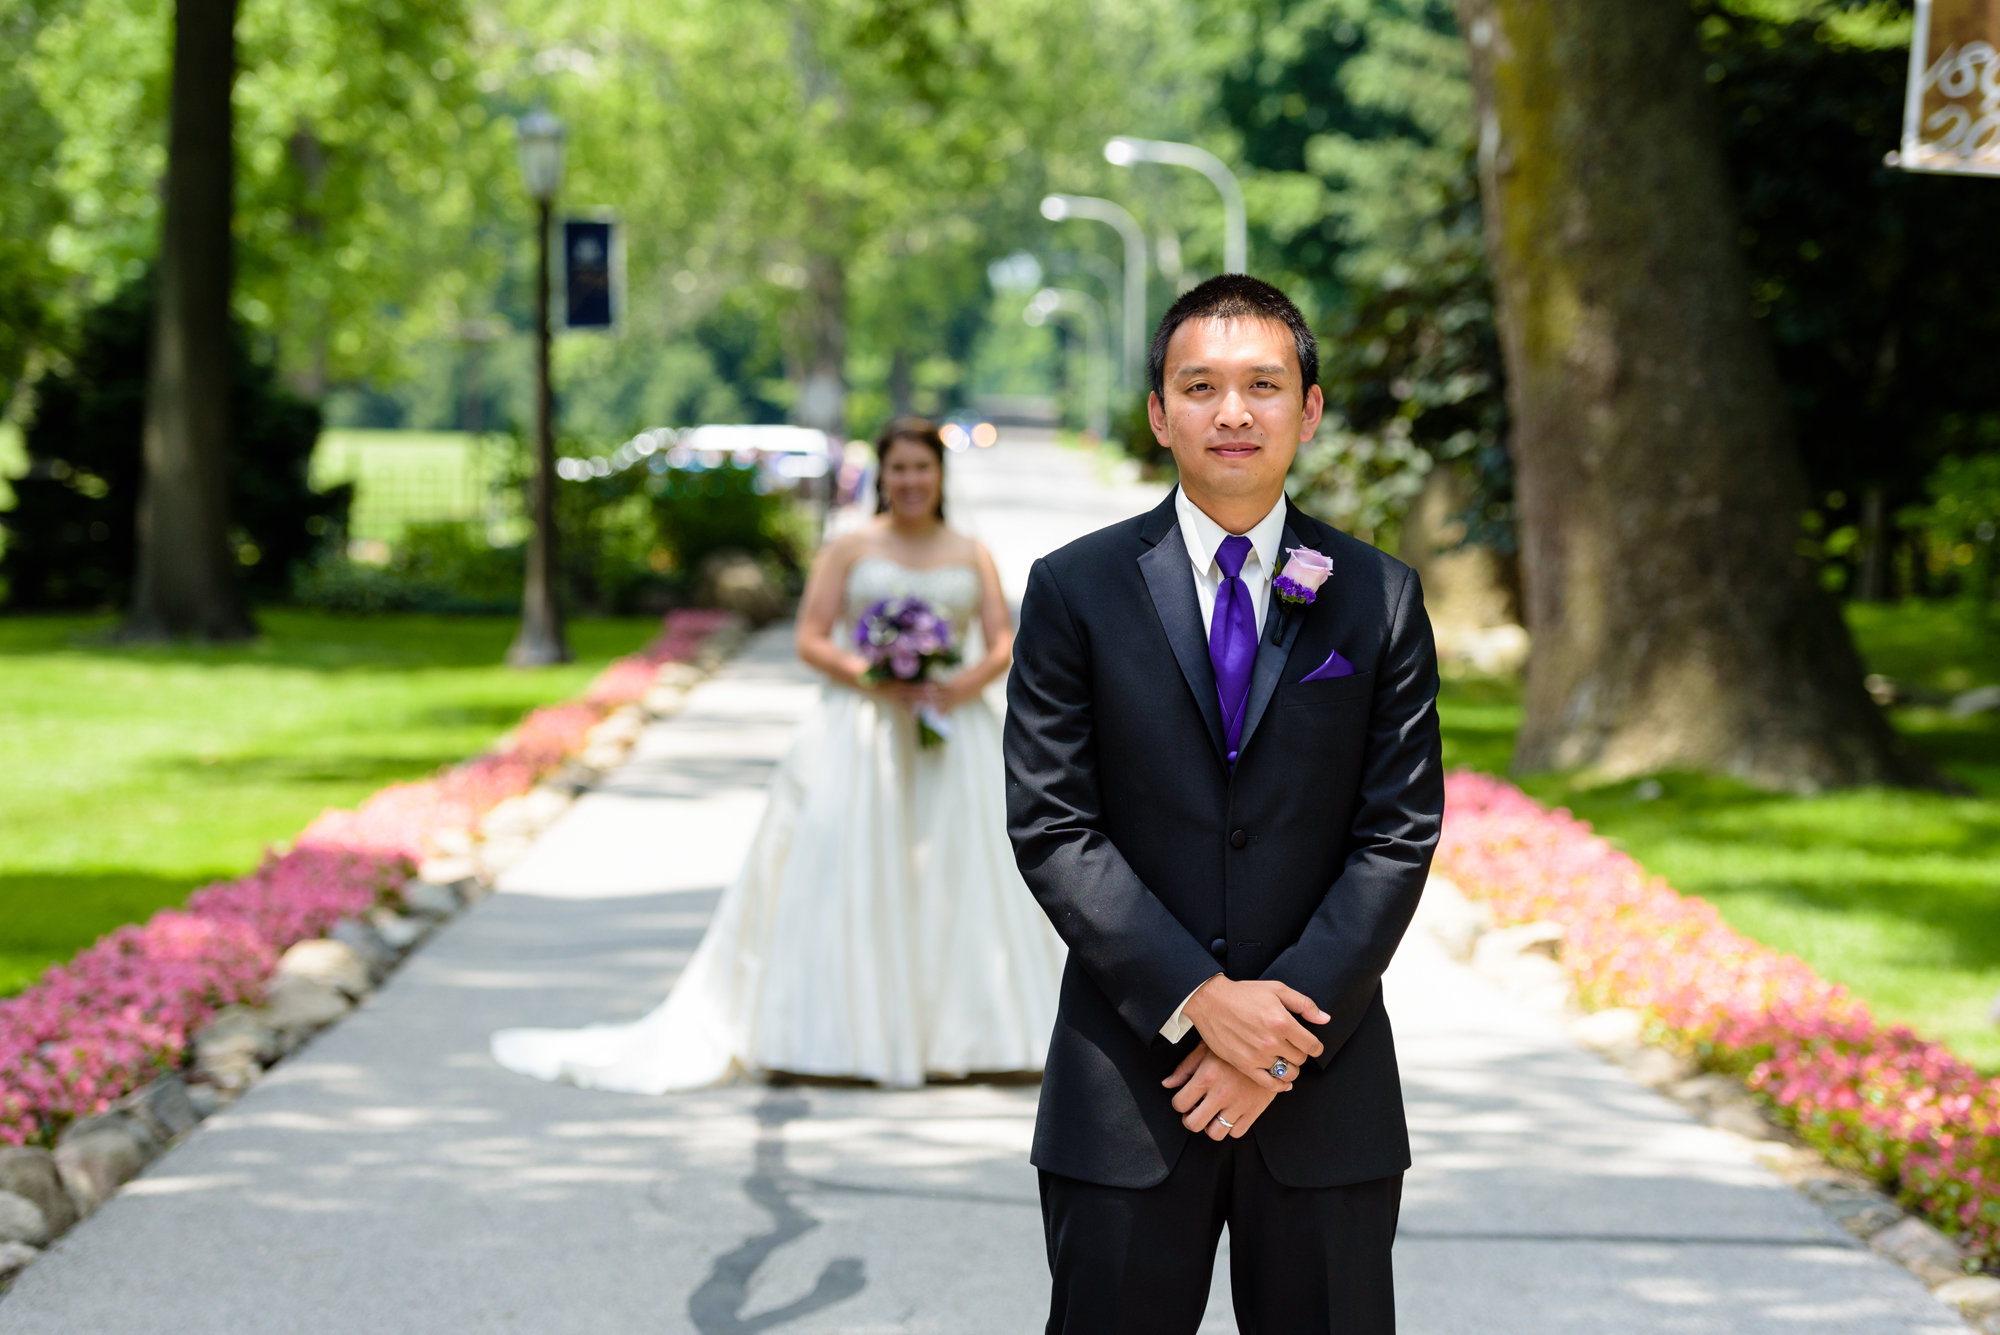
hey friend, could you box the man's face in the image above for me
[1149,316,1322,510]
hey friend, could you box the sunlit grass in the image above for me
[0,609,657,994]
[1437,601,2000,1069]
[309,428,517,545]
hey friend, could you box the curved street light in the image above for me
[1024,286,1111,442]
[1105,136,1246,276]
[1039,194,1146,395]
[509,109,571,667]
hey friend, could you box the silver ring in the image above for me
[1269,1059,1291,1080]
[1216,1115,1235,1129]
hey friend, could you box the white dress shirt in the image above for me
[1159,486,1289,1042]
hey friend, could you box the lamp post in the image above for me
[1040,194,1146,395]
[1025,287,1110,441]
[1104,137,1247,276]
[508,109,572,667]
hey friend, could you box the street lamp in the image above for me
[1024,287,1111,442]
[517,110,565,200]
[508,109,572,668]
[1105,136,1247,276]
[1040,194,1147,396]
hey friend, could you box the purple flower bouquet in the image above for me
[853,595,963,747]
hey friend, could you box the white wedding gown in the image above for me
[490,557,1066,1090]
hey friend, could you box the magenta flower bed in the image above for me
[1438,769,2000,1260]
[0,610,734,1148]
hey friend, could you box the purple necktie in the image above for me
[1209,534,1257,768]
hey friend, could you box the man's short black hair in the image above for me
[1147,274,1319,402]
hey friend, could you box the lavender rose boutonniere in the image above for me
[854,595,963,747]
[1273,546,1333,606]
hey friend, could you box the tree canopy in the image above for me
[3,0,1997,606]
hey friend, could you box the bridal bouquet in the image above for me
[854,596,962,748]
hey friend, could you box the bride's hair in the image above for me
[874,416,947,521]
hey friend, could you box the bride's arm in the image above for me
[937,541,1014,709]
[795,537,874,689]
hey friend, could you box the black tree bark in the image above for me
[126,0,253,641]
[507,197,571,667]
[1454,0,1931,791]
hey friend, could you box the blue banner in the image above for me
[563,219,615,329]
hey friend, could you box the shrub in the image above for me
[290,556,429,615]
[557,469,675,614]
[1899,453,2000,609]
[646,462,789,574]
[0,274,349,609]
[394,523,523,610]
[291,524,522,615]
[553,456,800,613]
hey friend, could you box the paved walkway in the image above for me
[0,434,1968,1333]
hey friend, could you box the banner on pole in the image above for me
[1895,0,2000,177]
[561,218,619,330]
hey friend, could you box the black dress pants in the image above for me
[1040,1133,1401,1335]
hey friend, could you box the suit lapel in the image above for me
[1138,501,1228,766]
[1236,508,1326,758]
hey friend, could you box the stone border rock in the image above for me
[0,618,750,1295]
[1414,874,2000,1333]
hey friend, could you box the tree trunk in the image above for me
[126,0,253,640]
[795,252,846,438]
[1455,0,1932,791]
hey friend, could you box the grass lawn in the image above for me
[1439,602,2000,1069]
[309,429,518,546]
[0,609,659,995]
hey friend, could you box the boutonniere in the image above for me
[1273,546,1333,606]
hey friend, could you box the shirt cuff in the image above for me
[1159,976,1218,1042]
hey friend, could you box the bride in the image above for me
[492,417,1065,1089]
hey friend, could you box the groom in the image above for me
[1005,275,1443,1332]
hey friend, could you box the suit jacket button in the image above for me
[1209,938,1227,959]
[1229,829,1248,849]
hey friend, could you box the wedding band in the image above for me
[1216,1115,1235,1129]
[1269,1059,1290,1080]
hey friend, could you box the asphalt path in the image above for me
[0,431,1967,1334]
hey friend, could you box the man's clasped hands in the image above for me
[1163,975,1330,1140]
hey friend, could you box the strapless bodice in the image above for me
[844,557,980,645]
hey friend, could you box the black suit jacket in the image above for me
[1004,489,1443,1190]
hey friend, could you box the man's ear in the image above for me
[1147,390,1171,450]
[1300,383,1325,443]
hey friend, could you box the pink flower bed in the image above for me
[1439,769,2000,1260]
[0,609,735,1148]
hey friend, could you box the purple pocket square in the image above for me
[1299,648,1356,682]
